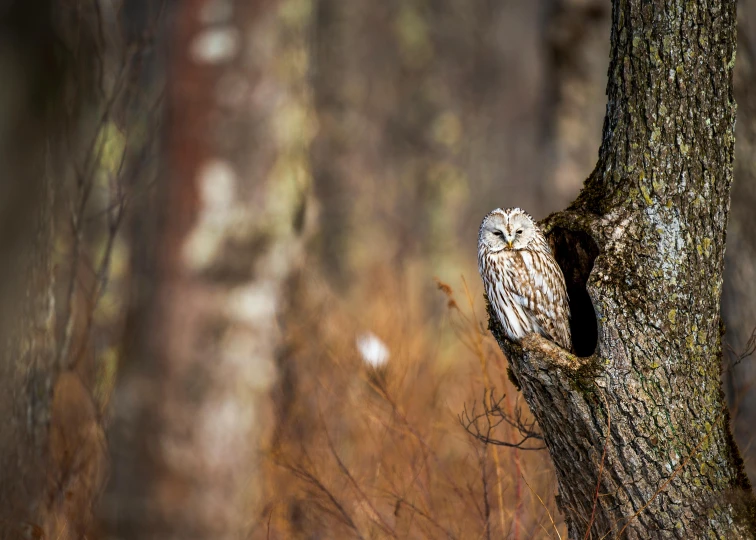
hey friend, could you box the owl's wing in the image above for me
[513,251,572,350]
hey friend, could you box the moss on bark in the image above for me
[487,0,756,538]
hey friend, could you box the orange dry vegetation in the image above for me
[257,265,566,539]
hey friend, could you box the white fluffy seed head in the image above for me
[356,332,390,368]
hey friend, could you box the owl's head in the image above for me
[478,208,540,252]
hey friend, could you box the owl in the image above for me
[477,208,572,351]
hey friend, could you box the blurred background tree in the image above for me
[0,1,106,537]
[724,0,756,480]
[0,0,754,538]
[104,0,316,537]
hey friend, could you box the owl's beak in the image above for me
[506,240,514,249]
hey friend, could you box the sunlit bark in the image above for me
[491,1,756,537]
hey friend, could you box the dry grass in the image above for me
[256,263,566,539]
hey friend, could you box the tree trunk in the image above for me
[0,4,103,538]
[489,0,756,538]
[103,0,315,537]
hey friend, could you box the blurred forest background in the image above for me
[0,0,755,538]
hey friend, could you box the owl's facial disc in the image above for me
[480,209,536,252]
[480,214,509,252]
[507,212,536,249]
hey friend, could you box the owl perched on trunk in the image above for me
[478,208,572,351]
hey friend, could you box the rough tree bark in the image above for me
[104,0,315,538]
[489,0,756,538]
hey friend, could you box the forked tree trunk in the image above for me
[489,0,756,538]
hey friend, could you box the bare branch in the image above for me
[459,390,546,451]
[280,461,366,539]
[725,325,756,368]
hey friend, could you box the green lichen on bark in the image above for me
[486,0,756,538]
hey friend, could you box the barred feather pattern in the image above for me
[477,208,572,351]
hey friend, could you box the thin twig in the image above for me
[461,276,508,537]
[479,445,491,540]
[459,391,546,450]
[321,412,398,538]
[279,460,365,540]
[389,497,457,540]
[266,504,274,540]
[521,474,562,540]
[370,377,478,516]
[724,325,756,368]
[584,390,611,539]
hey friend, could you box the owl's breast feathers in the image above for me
[479,246,572,352]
